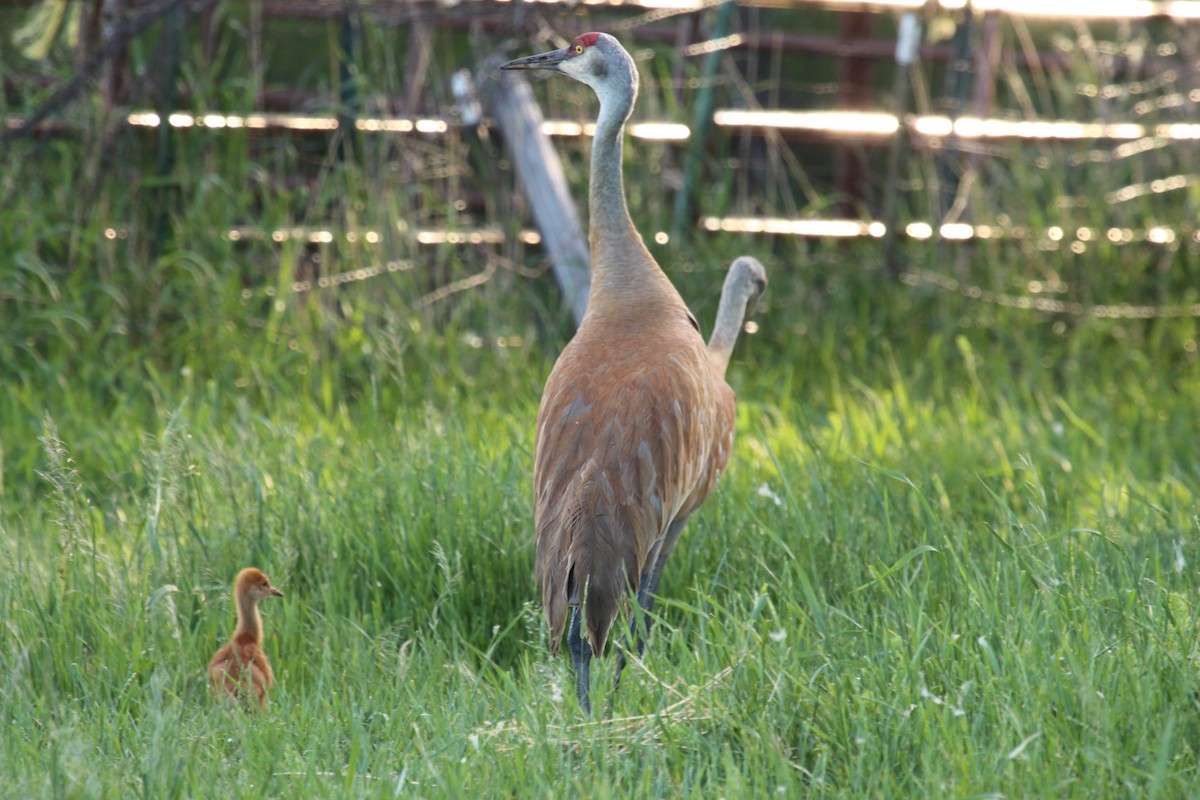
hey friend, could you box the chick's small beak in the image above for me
[500,47,569,71]
[269,586,283,597]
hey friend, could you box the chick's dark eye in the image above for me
[574,44,584,55]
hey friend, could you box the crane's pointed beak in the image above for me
[500,47,569,72]
[269,586,283,597]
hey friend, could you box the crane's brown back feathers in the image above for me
[208,639,276,711]
[534,307,730,657]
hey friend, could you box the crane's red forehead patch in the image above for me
[575,32,602,48]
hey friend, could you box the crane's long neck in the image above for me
[234,592,262,643]
[588,90,635,246]
[708,270,757,377]
[587,78,664,302]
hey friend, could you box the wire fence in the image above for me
[201,222,1199,320]
[4,0,1197,321]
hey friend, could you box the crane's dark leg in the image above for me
[567,606,592,712]
[614,517,690,688]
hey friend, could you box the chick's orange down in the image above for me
[208,567,283,711]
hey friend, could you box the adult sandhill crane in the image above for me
[610,255,766,685]
[502,33,766,711]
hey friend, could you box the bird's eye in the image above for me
[574,44,584,55]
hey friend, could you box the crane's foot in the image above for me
[567,606,592,713]
[616,573,660,672]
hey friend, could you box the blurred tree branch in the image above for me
[2,0,219,145]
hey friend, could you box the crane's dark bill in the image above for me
[500,49,568,71]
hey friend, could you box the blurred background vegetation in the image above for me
[2,1,1196,475]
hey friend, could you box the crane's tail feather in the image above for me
[539,511,640,659]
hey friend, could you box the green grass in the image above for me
[3,253,1198,796]
[3,8,1200,797]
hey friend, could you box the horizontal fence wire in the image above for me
[901,269,1200,320]
[105,220,1191,248]
[9,109,1199,143]
[163,224,1198,320]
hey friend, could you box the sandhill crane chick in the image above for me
[208,567,283,711]
[502,34,765,711]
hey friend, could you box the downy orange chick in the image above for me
[208,567,283,711]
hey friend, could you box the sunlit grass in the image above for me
[2,252,1198,795]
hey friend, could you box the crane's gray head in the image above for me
[730,256,768,303]
[500,32,639,110]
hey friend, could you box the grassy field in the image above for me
[3,7,1200,798]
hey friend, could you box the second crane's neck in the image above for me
[708,261,760,378]
[586,73,675,307]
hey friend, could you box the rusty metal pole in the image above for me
[670,0,735,244]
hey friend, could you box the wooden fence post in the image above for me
[969,11,1002,176]
[882,12,921,278]
[834,10,874,217]
[937,7,974,224]
[336,11,359,161]
[479,70,591,328]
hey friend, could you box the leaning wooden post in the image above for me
[480,70,591,328]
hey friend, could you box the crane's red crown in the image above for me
[574,32,602,48]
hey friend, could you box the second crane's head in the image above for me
[500,32,639,114]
